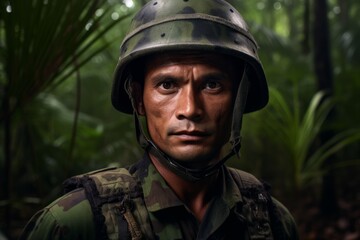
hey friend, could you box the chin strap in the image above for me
[125,64,250,182]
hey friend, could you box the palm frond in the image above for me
[1,0,131,118]
[261,88,360,190]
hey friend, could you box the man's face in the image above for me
[139,52,237,168]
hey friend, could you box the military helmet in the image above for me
[112,0,268,114]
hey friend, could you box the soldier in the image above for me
[21,0,299,239]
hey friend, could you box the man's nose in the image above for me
[175,86,203,121]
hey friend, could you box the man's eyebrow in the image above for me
[148,71,230,83]
[148,73,181,83]
[199,72,230,81]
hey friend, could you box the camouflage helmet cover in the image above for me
[112,0,268,114]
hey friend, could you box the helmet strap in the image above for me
[125,65,250,181]
[125,76,151,149]
[229,63,250,156]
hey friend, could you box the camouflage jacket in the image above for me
[20,154,298,239]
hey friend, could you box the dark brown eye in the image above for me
[206,81,220,89]
[161,81,173,89]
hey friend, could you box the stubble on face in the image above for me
[139,52,239,168]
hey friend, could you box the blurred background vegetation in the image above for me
[0,0,359,239]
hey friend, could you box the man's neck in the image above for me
[149,154,220,222]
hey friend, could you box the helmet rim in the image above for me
[111,18,268,114]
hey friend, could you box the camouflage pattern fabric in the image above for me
[20,154,298,239]
[19,188,96,240]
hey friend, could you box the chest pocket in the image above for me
[229,167,287,240]
[64,167,155,240]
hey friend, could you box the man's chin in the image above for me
[167,151,220,169]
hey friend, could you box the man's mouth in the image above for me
[171,130,210,141]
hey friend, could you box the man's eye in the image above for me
[156,79,177,92]
[205,81,221,90]
[160,81,174,90]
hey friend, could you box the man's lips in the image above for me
[172,129,210,135]
[170,130,210,141]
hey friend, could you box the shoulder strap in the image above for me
[64,167,155,240]
[228,168,286,240]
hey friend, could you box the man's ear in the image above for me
[132,82,145,115]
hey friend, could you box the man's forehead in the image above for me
[144,51,239,71]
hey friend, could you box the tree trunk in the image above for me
[313,0,338,216]
[302,0,310,54]
[2,86,12,236]
[337,0,348,26]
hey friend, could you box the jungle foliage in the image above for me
[0,0,359,239]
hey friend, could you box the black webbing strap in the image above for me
[229,168,288,240]
[81,176,109,240]
[117,208,130,240]
[262,183,287,240]
[229,168,274,240]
